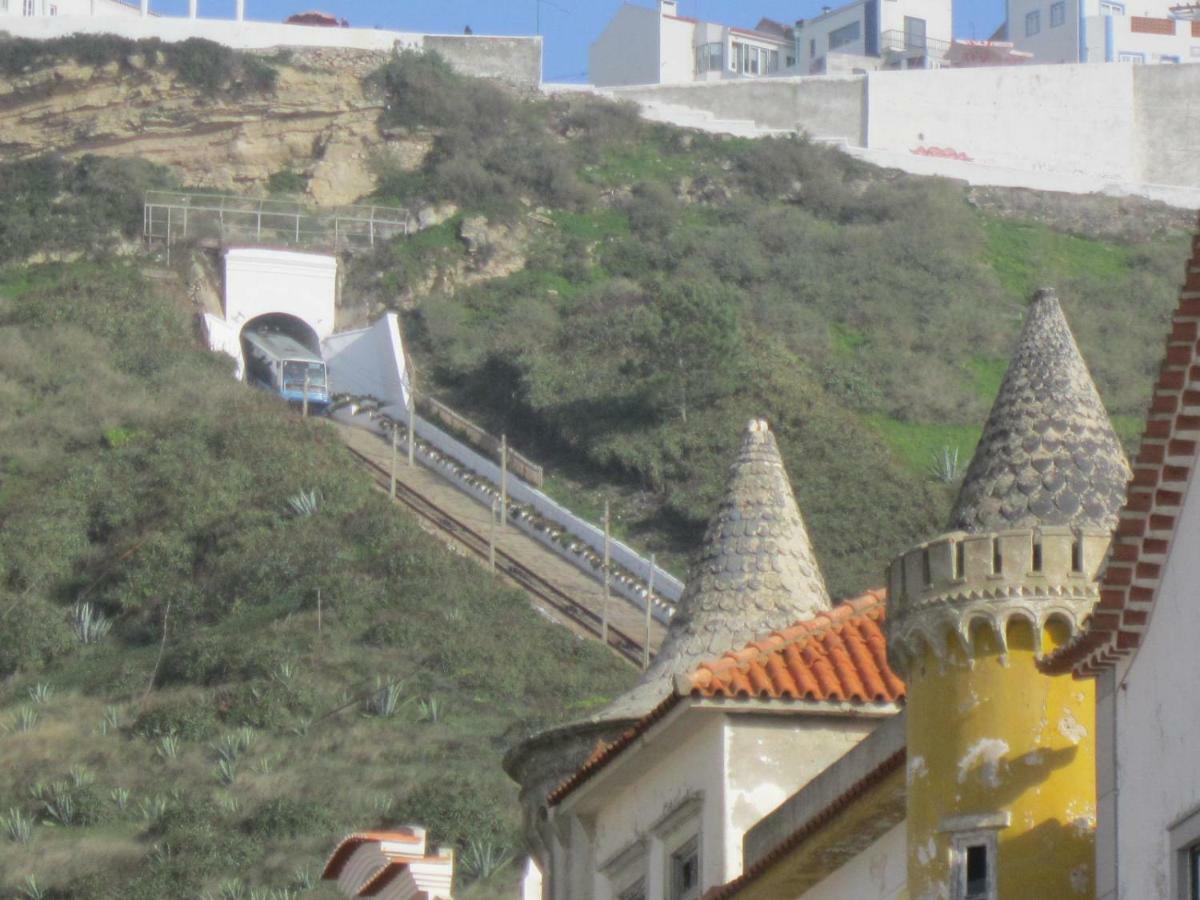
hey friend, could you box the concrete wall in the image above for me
[590,3,659,87]
[223,247,337,342]
[798,822,906,900]
[724,714,879,876]
[611,75,866,141]
[1108,462,1200,899]
[322,313,410,417]
[424,34,542,88]
[866,62,1137,182]
[1135,61,1200,189]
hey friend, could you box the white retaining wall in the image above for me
[606,61,1200,208]
[322,313,411,417]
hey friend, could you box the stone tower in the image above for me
[886,289,1130,900]
[504,418,831,879]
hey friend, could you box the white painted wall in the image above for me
[0,0,139,18]
[590,3,660,87]
[797,822,907,900]
[866,62,1137,181]
[223,247,337,342]
[798,3,870,74]
[201,312,244,377]
[723,714,878,876]
[1104,463,1200,900]
[659,13,696,84]
[1008,0,1081,63]
[322,313,410,417]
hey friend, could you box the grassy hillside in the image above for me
[0,157,634,898]
[347,52,1191,595]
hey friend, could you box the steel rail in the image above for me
[343,443,647,668]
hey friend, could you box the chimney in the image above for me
[659,0,678,15]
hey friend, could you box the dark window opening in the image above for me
[922,549,932,585]
[992,540,1002,575]
[955,541,965,580]
[1032,541,1043,572]
[1071,539,1083,573]
[965,844,988,898]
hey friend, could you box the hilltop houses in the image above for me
[506,220,1200,899]
[1004,0,1200,63]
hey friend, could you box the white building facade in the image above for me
[0,0,138,18]
[590,0,794,87]
[795,0,953,74]
[1006,0,1200,62]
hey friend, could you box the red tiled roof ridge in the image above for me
[547,590,903,807]
[688,589,905,703]
[356,856,453,897]
[1044,220,1200,677]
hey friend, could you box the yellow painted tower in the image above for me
[886,290,1130,900]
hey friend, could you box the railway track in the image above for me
[343,443,648,668]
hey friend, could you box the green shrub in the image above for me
[133,697,219,741]
[389,778,516,848]
[242,797,332,838]
[0,596,74,677]
[267,169,306,195]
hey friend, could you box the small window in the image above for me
[1032,541,1043,572]
[992,539,1003,575]
[1118,51,1144,62]
[951,831,998,900]
[955,541,965,580]
[694,42,722,74]
[1071,539,1083,573]
[22,0,34,15]
[1025,10,1041,35]
[810,37,816,56]
[1161,54,1180,63]
[1050,1,1065,26]
[829,20,862,50]
[1100,0,1125,12]
[670,836,701,900]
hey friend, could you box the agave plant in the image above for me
[155,733,181,761]
[1,807,33,844]
[286,488,322,518]
[27,683,52,705]
[137,793,171,823]
[363,677,406,718]
[215,757,238,786]
[15,707,38,733]
[417,696,443,724]
[69,765,93,787]
[928,445,962,484]
[459,837,513,881]
[20,876,47,900]
[72,601,113,645]
[110,787,130,811]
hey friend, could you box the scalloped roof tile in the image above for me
[602,419,832,720]
[951,288,1130,534]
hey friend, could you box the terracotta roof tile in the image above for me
[1044,219,1200,677]
[321,829,421,880]
[688,589,904,703]
[547,590,903,806]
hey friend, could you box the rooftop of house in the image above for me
[547,588,903,807]
[949,287,1130,535]
[322,828,454,899]
[601,418,833,722]
[1045,221,1200,677]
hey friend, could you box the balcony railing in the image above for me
[880,29,951,59]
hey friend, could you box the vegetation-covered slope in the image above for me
[0,156,633,899]
[348,52,1190,595]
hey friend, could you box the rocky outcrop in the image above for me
[0,50,427,206]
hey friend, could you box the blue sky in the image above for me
[152,0,1008,81]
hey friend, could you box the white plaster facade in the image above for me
[547,702,889,899]
[1093,459,1200,900]
[322,312,411,418]
[795,0,953,75]
[590,1,793,87]
[1007,0,1200,63]
[0,0,138,19]
[223,247,337,344]
[796,822,907,900]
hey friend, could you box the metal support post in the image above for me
[389,424,398,499]
[302,373,310,418]
[407,394,416,467]
[489,498,498,572]
[602,500,611,645]
[500,434,509,528]
[644,554,655,670]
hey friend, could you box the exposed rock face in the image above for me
[0,49,427,206]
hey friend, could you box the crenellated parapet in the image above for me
[885,526,1112,674]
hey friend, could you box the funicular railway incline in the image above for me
[336,423,666,668]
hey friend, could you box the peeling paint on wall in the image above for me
[907,756,928,785]
[957,738,1009,787]
[1059,708,1088,744]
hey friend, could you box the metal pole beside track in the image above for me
[602,499,611,646]
[490,498,498,572]
[407,393,416,467]
[644,554,655,670]
[500,434,508,529]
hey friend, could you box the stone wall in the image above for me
[424,34,542,89]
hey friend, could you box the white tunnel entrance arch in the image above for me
[223,247,337,344]
[240,312,322,356]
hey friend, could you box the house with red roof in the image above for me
[1043,218,1200,900]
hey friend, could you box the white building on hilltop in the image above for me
[795,0,953,73]
[0,0,140,18]
[590,0,795,86]
[1005,0,1200,62]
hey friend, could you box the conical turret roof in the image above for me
[604,418,831,719]
[950,288,1130,534]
